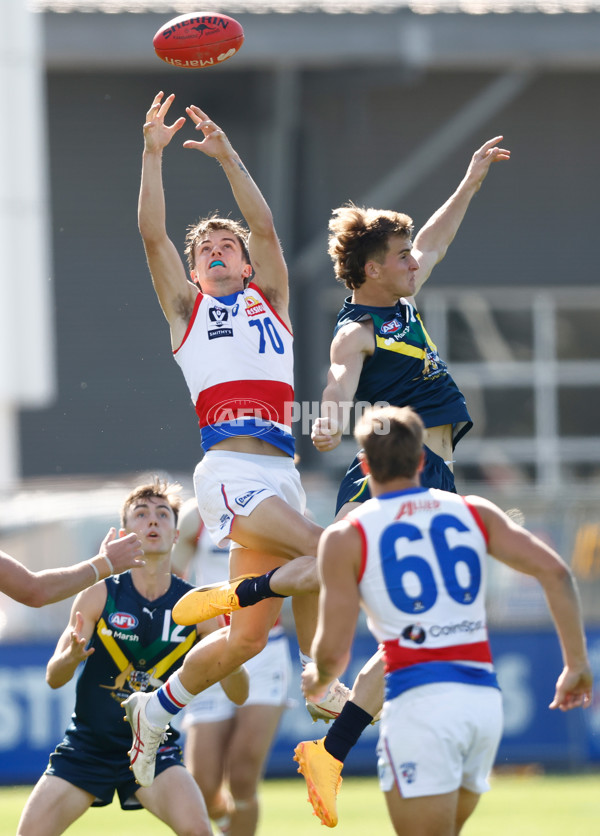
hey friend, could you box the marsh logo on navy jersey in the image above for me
[208,306,233,339]
[108,612,138,630]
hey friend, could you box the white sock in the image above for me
[146,671,195,727]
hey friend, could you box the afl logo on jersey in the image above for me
[109,612,139,630]
[380,318,404,335]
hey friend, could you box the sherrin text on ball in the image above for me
[153,12,244,69]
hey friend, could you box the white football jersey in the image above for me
[348,487,497,694]
[174,283,294,454]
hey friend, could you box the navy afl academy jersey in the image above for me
[64,572,197,753]
[336,297,472,445]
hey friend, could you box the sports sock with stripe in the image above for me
[145,671,195,727]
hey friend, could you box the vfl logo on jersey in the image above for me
[209,306,228,324]
[245,295,266,317]
[235,488,267,508]
[108,612,138,630]
[208,305,233,339]
[400,762,417,784]
[402,624,426,645]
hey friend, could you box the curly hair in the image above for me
[184,212,251,276]
[328,203,413,290]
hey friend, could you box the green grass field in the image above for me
[2,772,599,835]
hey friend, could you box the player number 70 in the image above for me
[249,316,284,354]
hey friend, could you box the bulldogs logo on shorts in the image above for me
[400,762,417,784]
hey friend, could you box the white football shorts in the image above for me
[376,681,503,798]
[193,450,306,548]
[181,631,292,726]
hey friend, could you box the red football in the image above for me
[153,12,244,69]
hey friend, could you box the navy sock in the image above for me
[235,569,286,607]
[323,701,373,763]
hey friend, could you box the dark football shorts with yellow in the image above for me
[335,444,457,515]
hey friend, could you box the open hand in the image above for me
[466,136,511,190]
[183,106,235,159]
[143,91,186,153]
[69,611,95,663]
[101,528,145,574]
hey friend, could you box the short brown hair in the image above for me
[328,204,414,289]
[120,477,183,528]
[184,212,251,276]
[354,405,424,483]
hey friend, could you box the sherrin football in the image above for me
[153,12,244,69]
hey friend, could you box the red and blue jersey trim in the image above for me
[382,638,493,672]
[382,637,498,697]
[200,421,295,457]
[385,661,499,700]
[195,379,294,429]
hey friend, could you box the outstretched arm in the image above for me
[470,496,593,712]
[184,106,290,324]
[46,584,106,688]
[411,136,510,297]
[138,92,197,346]
[312,322,373,453]
[302,522,362,701]
[0,528,143,608]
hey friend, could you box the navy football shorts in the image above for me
[335,444,457,515]
[46,734,184,810]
